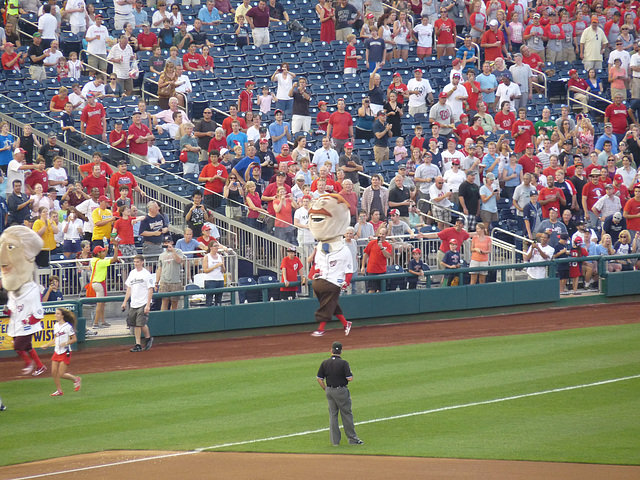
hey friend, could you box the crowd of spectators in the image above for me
[0,0,639,304]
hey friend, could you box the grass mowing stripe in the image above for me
[7,373,638,480]
[1,324,637,467]
[197,373,640,451]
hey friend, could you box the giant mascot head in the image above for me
[308,194,350,243]
[0,226,44,291]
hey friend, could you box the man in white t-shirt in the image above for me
[68,83,86,111]
[122,254,155,352]
[440,139,466,173]
[107,35,135,96]
[8,148,37,195]
[428,175,453,230]
[47,156,68,198]
[85,14,109,71]
[37,4,58,48]
[114,0,136,30]
[42,40,63,67]
[406,68,434,116]
[493,76,521,112]
[81,75,106,99]
[442,73,468,122]
[76,187,100,240]
[630,41,640,100]
[65,0,87,34]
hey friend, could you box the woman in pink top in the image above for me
[470,222,492,284]
[608,58,627,100]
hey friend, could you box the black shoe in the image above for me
[350,439,364,445]
[130,344,143,352]
[145,337,154,351]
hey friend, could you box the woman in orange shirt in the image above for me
[470,222,492,285]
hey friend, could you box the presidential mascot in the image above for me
[1,226,47,376]
[308,194,353,337]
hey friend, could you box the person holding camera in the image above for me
[156,236,186,311]
[361,227,393,293]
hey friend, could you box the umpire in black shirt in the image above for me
[316,341,364,446]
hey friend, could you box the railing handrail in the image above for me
[566,85,612,116]
[531,67,548,97]
[490,226,529,255]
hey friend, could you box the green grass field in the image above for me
[0,324,638,467]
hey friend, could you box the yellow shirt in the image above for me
[32,219,56,251]
[90,257,112,283]
[92,208,113,241]
[580,27,608,62]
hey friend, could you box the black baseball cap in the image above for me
[332,341,342,354]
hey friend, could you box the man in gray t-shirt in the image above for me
[156,237,186,311]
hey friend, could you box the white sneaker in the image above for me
[311,330,324,337]
[345,322,352,336]
[22,362,35,375]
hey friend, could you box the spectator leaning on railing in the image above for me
[139,201,170,261]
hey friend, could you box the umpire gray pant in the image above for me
[326,386,359,445]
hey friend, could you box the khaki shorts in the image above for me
[159,282,183,302]
[126,305,149,328]
[92,282,106,298]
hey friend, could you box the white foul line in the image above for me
[6,374,639,480]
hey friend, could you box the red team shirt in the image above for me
[200,162,228,195]
[344,44,358,69]
[434,18,457,44]
[604,103,628,134]
[328,111,353,139]
[363,239,393,274]
[182,52,204,71]
[79,161,113,178]
[538,186,566,218]
[495,111,516,130]
[280,255,302,292]
[238,89,253,112]
[80,103,106,135]
[512,119,535,153]
[624,197,640,231]
[582,181,606,211]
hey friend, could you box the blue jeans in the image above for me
[205,279,224,306]
[276,99,293,116]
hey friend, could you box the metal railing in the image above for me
[566,86,612,116]
[531,67,548,96]
[38,249,238,299]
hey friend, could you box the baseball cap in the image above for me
[455,217,465,223]
[452,158,460,165]
[281,144,289,150]
[392,72,401,77]
[302,194,312,200]
[202,225,212,232]
[549,207,559,212]
[377,110,386,116]
[573,236,583,245]
[449,239,458,245]
[614,174,624,183]
[389,208,400,216]
[563,140,572,145]
[86,93,95,98]
[590,171,600,176]
[4,42,14,48]
[318,100,327,106]
[397,164,406,170]
[13,147,26,154]
[276,171,286,176]
[439,92,448,98]
[93,246,106,254]
[535,162,543,168]
[533,13,540,18]
[141,21,150,26]
[412,248,421,254]
[414,68,423,73]
[453,73,461,79]
[287,246,297,252]
[258,126,268,133]
[344,142,354,149]
[460,113,469,119]
[605,122,613,127]
[288,160,296,166]
[274,109,283,115]
[98,195,110,203]
[95,13,103,18]
[568,69,577,77]
[48,131,57,138]
[452,58,461,66]
[220,147,230,155]
[332,341,342,354]
[574,161,583,166]
[295,174,305,181]
[605,183,615,189]
[33,32,41,37]
[613,212,623,221]
[525,143,534,149]
[576,219,586,226]
[591,15,599,22]
[466,170,476,176]
[559,233,569,240]
[489,19,499,27]
[245,80,255,87]
[259,138,269,144]
[366,12,374,19]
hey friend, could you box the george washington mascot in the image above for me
[308,194,354,337]
[1,226,47,376]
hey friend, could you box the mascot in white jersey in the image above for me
[1,226,47,377]
[308,194,354,337]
